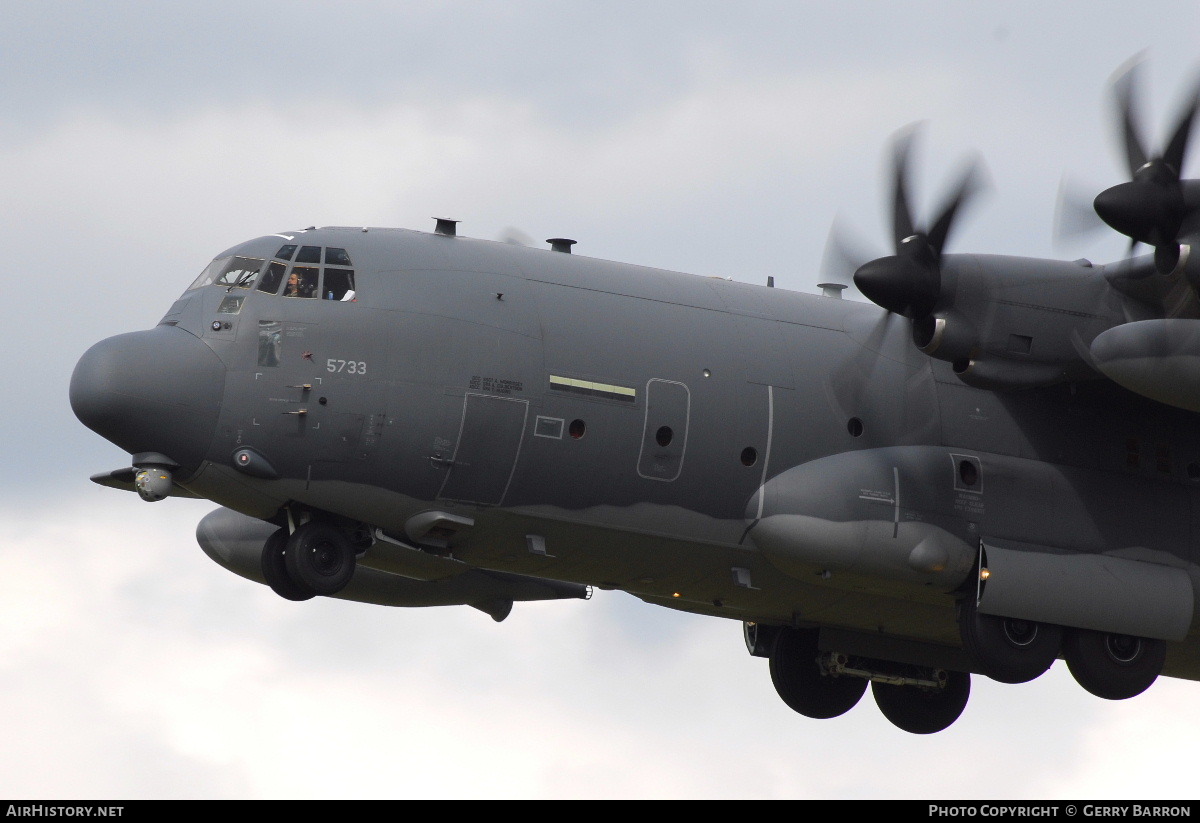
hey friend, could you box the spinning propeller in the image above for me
[1092,60,1200,274]
[851,128,984,320]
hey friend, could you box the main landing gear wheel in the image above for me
[1062,628,1166,700]
[284,521,357,596]
[260,528,315,602]
[871,671,971,735]
[769,627,867,719]
[958,597,1062,684]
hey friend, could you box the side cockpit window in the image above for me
[323,247,355,300]
[323,268,355,301]
[217,257,265,288]
[256,262,286,295]
[321,249,352,304]
[188,256,265,291]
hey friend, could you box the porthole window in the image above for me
[847,417,864,437]
[569,419,586,439]
[959,459,979,487]
[740,447,758,467]
[656,426,673,447]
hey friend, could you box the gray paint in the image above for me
[69,216,1200,730]
[978,542,1194,641]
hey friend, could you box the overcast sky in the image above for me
[4,1,1200,800]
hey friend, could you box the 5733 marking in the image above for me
[327,359,367,374]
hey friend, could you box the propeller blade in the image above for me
[1053,175,1110,246]
[1114,58,1150,177]
[853,126,982,319]
[928,159,985,257]
[1163,82,1200,176]
[890,126,919,248]
[498,227,534,246]
[821,217,878,287]
[1156,242,1181,274]
[1095,58,1200,273]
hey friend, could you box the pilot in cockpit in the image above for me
[284,270,317,298]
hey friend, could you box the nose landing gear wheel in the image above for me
[260,528,316,602]
[959,597,1062,684]
[284,521,357,596]
[768,628,867,719]
[871,671,971,734]
[1062,628,1166,700]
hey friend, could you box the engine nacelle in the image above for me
[912,310,978,364]
[917,254,1159,390]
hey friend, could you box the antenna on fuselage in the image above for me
[547,238,577,253]
[433,217,459,237]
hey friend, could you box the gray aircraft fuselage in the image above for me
[70,222,1200,732]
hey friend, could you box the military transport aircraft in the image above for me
[70,61,1200,734]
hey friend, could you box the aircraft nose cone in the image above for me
[70,326,226,473]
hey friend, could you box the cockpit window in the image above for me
[323,269,356,300]
[325,247,352,266]
[256,262,286,294]
[284,266,319,298]
[255,246,359,302]
[216,257,265,288]
[187,256,265,291]
[295,245,322,264]
[275,244,296,261]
